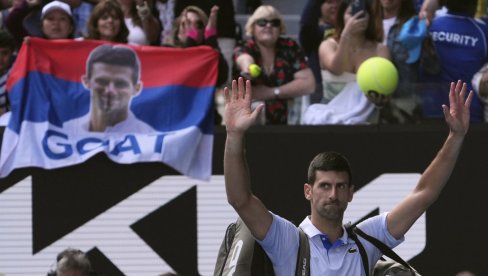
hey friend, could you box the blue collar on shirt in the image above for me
[319,234,345,250]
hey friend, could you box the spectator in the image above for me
[0,30,15,118]
[419,0,486,122]
[223,77,471,275]
[471,62,488,122]
[85,0,129,42]
[5,0,37,47]
[302,0,389,125]
[72,0,94,37]
[168,5,229,83]
[299,0,338,104]
[372,0,426,124]
[40,0,75,39]
[116,0,160,45]
[0,0,18,31]
[419,0,488,22]
[166,5,228,124]
[154,0,175,45]
[47,248,92,276]
[5,0,80,47]
[233,5,315,125]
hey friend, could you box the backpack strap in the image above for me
[214,222,236,276]
[353,226,416,272]
[295,227,310,276]
[346,226,370,276]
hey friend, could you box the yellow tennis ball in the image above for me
[249,64,262,78]
[357,57,398,96]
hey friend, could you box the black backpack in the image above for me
[213,217,310,276]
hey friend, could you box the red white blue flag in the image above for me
[0,38,218,180]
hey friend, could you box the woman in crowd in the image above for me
[168,5,228,124]
[39,1,75,39]
[85,0,129,43]
[6,0,77,47]
[303,0,389,124]
[116,0,160,45]
[299,0,338,103]
[233,5,315,125]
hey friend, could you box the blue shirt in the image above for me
[421,12,488,122]
[257,212,403,276]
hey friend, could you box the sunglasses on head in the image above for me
[255,18,280,27]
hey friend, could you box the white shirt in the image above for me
[383,16,397,45]
[125,18,150,45]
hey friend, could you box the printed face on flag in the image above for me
[80,44,144,132]
[85,63,141,115]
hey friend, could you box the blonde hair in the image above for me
[244,5,286,37]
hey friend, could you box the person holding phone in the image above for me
[303,0,389,124]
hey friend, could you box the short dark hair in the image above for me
[56,248,91,276]
[444,0,477,16]
[307,151,352,185]
[0,30,16,51]
[85,44,140,83]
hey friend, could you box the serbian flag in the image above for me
[0,38,218,180]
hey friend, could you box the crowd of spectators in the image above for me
[0,0,487,125]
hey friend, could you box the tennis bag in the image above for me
[213,217,309,276]
[349,226,421,276]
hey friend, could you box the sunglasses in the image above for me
[255,18,280,28]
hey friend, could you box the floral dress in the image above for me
[233,36,309,124]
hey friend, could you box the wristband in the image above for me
[204,27,217,39]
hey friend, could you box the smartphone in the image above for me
[351,0,365,15]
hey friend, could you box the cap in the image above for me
[397,16,427,64]
[41,1,72,19]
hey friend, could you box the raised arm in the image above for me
[135,0,161,45]
[319,11,368,75]
[419,0,439,25]
[387,80,473,239]
[224,78,272,240]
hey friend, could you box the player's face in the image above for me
[87,63,140,115]
[42,10,73,39]
[305,170,353,221]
